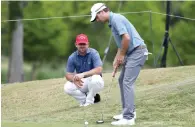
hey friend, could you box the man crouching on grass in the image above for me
[64,33,104,107]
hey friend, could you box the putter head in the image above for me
[96,120,104,124]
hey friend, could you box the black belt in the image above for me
[135,45,147,50]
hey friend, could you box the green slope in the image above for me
[2,66,195,127]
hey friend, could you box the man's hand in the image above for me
[117,54,125,66]
[73,79,83,88]
[74,73,85,81]
[113,58,119,68]
[73,73,85,88]
[116,33,129,66]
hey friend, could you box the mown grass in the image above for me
[2,66,195,127]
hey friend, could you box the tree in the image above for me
[22,1,72,79]
[8,1,24,83]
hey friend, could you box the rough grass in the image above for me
[2,66,195,127]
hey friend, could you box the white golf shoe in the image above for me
[80,103,91,107]
[79,103,84,107]
[113,112,136,120]
[111,118,135,126]
[83,102,94,107]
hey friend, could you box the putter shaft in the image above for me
[99,67,117,122]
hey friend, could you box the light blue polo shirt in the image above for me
[66,48,102,73]
[108,12,145,55]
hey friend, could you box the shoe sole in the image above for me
[113,115,136,120]
[111,122,135,126]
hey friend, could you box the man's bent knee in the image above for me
[64,81,74,95]
[90,75,104,89]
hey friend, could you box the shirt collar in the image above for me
[76,48,90,56]
[108,12,114,28]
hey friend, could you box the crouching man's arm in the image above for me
[65,72,84,88]
[65,72,75,82]
[82,66,102,78]
[65,56,83,87]
[65,55,76,82]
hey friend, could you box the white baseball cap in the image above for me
[90,3,107,22]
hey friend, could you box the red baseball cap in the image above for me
[75,34,89,44]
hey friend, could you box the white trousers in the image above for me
[64,75,104,104]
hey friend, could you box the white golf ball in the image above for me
[85,121,88,125]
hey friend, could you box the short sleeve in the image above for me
[66,56,75,73]
[113,17,128,36]
[91,50,102,68]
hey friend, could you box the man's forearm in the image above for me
[83,67,102,77]
[120,37,129,56]
[120,34,130,56]
[65,73,75,82]
[114,48,121,63]
[65,67,102,80]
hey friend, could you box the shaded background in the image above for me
[1,1,195,84]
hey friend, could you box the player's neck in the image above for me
[78,51,87,56]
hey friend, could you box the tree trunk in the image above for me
[8,1,24,83]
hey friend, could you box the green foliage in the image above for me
[1,57,65,83]
[1,1,195,78]
[1,1,9,56]
[1,64,32,84]
[1,69,7,83]
[23,1,71,62]
[169,1,195,66]
[35,63,65,80]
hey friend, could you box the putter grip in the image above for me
[112,67,117,77]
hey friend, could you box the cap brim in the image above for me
[76,42,88,45]
[90,12,97,22]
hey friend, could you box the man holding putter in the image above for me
[90,3,149,125]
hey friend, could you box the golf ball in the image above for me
[85,121,88,125]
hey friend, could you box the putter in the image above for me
[82,47,110,126]
[96,67,117,124]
